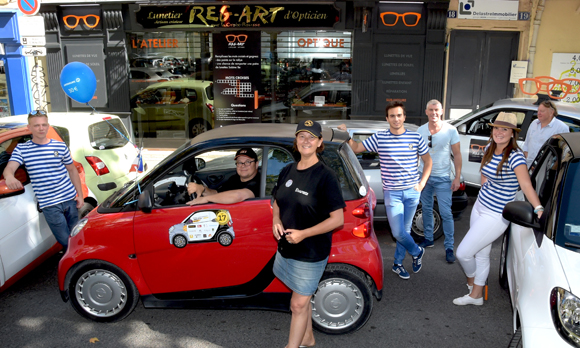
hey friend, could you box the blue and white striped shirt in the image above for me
[362,130,429,190]
[10,139,77,209]
[478,149,527,213]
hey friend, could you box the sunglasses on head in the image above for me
[29,110,47,116]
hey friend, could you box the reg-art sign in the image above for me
[135,4,340,29]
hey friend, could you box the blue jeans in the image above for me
[384,188,421,265]
[43,199,79,248]
[420,175,454,250]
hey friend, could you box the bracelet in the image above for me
[534,205,544,214]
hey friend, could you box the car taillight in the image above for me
[206,103,214,113]
[352,202,370,219]
[85,156,110,176]
[353,221,371,238]
[459,182,466,191]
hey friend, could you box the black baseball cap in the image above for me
[235,147,258,161]
[295,120,322,138]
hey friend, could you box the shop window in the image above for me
[0,60,10,117]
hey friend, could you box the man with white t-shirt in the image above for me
[339,101,432,280]
[3,110,84,249]
[417,99,462,263]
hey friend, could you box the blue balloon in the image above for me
[59,62,97,104]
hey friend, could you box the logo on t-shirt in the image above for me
[408,144,413,150]
[53,151,59,157]
[285,179,293,187]
[295,188,309,196]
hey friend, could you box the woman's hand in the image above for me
[273,222,285,240]
[283,229,304,244]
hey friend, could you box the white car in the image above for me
[501,132,580,347]
[448,96,580,187]
[169,210,235,248]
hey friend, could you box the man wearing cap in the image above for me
[522,100,569,168]
[338,101,432,280]
[186,147,260,205]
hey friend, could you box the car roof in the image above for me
[560,132,580,159]
[492,97,580,116]
[190,123,346,145]
[319,119,419,132]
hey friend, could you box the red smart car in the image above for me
[58,123,384,335]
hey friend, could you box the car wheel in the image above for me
[508,327,522,348]
[78,202,96,219]
[188,119,210,138]
[411,202,443,241]
[217,232,233,246]
[68,261,139,322]
[499,230,509,290]
[173,234,187,248]
[312,264,373,335]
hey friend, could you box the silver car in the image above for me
[321,120,468,241]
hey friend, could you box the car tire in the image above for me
[173,234,187,248]
[78,202,96,219]
[411,202,443,241]
[217,232,233,246]
[499,229,510,290]
[68,261,139,322]
[188,119,211,138]
[312,264,373,335]
[508,327,522,348]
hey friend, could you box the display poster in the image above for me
[457,0,518,20]
[549,53,580,104]
[509,61,528,84]
[213,32,261,126]
[135,4,340,29]
[65,43,108,108]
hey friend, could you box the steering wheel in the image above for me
[187,174,207,201]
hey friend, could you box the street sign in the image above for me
[22,46,46,57]
[21,36,46,46]
[18,0,41,16]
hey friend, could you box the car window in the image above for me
[265,147,294,196]
[88,119,130,150]
[555,160,580,252]
[336,91,351,106]
[352,133,379,170]
[530,147,559,207]
[465,110,526,139]
[52,126,70,148]
[0,135,31,185]
[184,88,198,102]
[205,84,214,101]
[557,115,580,133]
[321,144,363,201]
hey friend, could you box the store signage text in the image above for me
[131,39,179,49]
[136,4,339,29]
[297,38,344,48]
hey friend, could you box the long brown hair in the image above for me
[479,128,521,176]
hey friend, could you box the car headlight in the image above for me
[70,218,88,238]
[551,287,580,347]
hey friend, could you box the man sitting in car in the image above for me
[186,147,260,205]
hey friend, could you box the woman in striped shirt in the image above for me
[453,112,542,306]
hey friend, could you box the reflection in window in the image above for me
[265,148,294,196]
[556,161,580,250]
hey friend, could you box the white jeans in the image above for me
[456,199,509,286]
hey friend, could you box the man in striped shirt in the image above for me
[3,111,83,248]
[339,101,432,279]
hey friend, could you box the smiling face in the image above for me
[425,102,443,124]
[27,116,49,142]
[492,126,514,148]
[386,106,406,134]
[235,155,259,181]
[537,103,555,125]
[295,131,323,157]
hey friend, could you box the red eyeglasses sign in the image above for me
[18,0,41,16]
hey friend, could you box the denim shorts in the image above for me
[273,251,328,296]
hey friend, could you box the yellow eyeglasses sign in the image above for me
[380,12,421,27]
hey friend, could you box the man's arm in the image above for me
[65,163,84,209]
[186,188,254,206]
[336,124,369,154]
[416,153,432,192]
[450,142,462,191]
[2,161,23,190]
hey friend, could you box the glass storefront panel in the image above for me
[0,60,11,117]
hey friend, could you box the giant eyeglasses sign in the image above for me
[135,4,339,28]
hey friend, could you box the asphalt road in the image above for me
[0,189,514,348]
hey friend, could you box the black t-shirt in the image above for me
[274,161,346,262]
[217,173,260,198]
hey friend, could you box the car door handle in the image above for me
[207,175,224,185]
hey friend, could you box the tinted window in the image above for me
[557,115,580,133]
[530,147,559,207]
[88,119,130,150]
[265,148,294,196]
[465,110,526,140]
[320,144,363,201]
[352,133,379,170]
[0,135,31,185]
[555,160,580,252]
[205,84,214,101]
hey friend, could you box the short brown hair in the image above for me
[386,101,406,116]
[540,100,558,117]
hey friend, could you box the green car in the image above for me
[131,79,214,139]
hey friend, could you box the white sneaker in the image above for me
[453,294,483,306]
[467,284,473,294]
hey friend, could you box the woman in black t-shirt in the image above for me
[272,120,346,348]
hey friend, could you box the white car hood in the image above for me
[556,244,580,294]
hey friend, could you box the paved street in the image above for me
[0,189,513,348]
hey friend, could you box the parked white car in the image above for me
[501,132,580,347]
[448,96,580,187]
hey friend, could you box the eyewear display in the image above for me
[63,15,100,29]
[235,160,256,167]
[380,12,421,27]
[225,34,248,43]
[518,76,578,100]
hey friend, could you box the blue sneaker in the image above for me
[392,264,410,279]
[446,249,456,263]
[418,239,434,248]
[412,246,425,273]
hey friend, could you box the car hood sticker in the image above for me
[169,209,235,248]
[359,185,367,197]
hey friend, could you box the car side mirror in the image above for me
[457,124,466,133]
[502,201,541,229]
[196,158,206,170]
[138,190,153,213]
[0,179,25,198]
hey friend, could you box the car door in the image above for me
[133,146,281,295]
[456,108,529,186]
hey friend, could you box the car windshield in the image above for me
[88,119,130,150]
[448,102,494,125]
[556,159,580,252]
